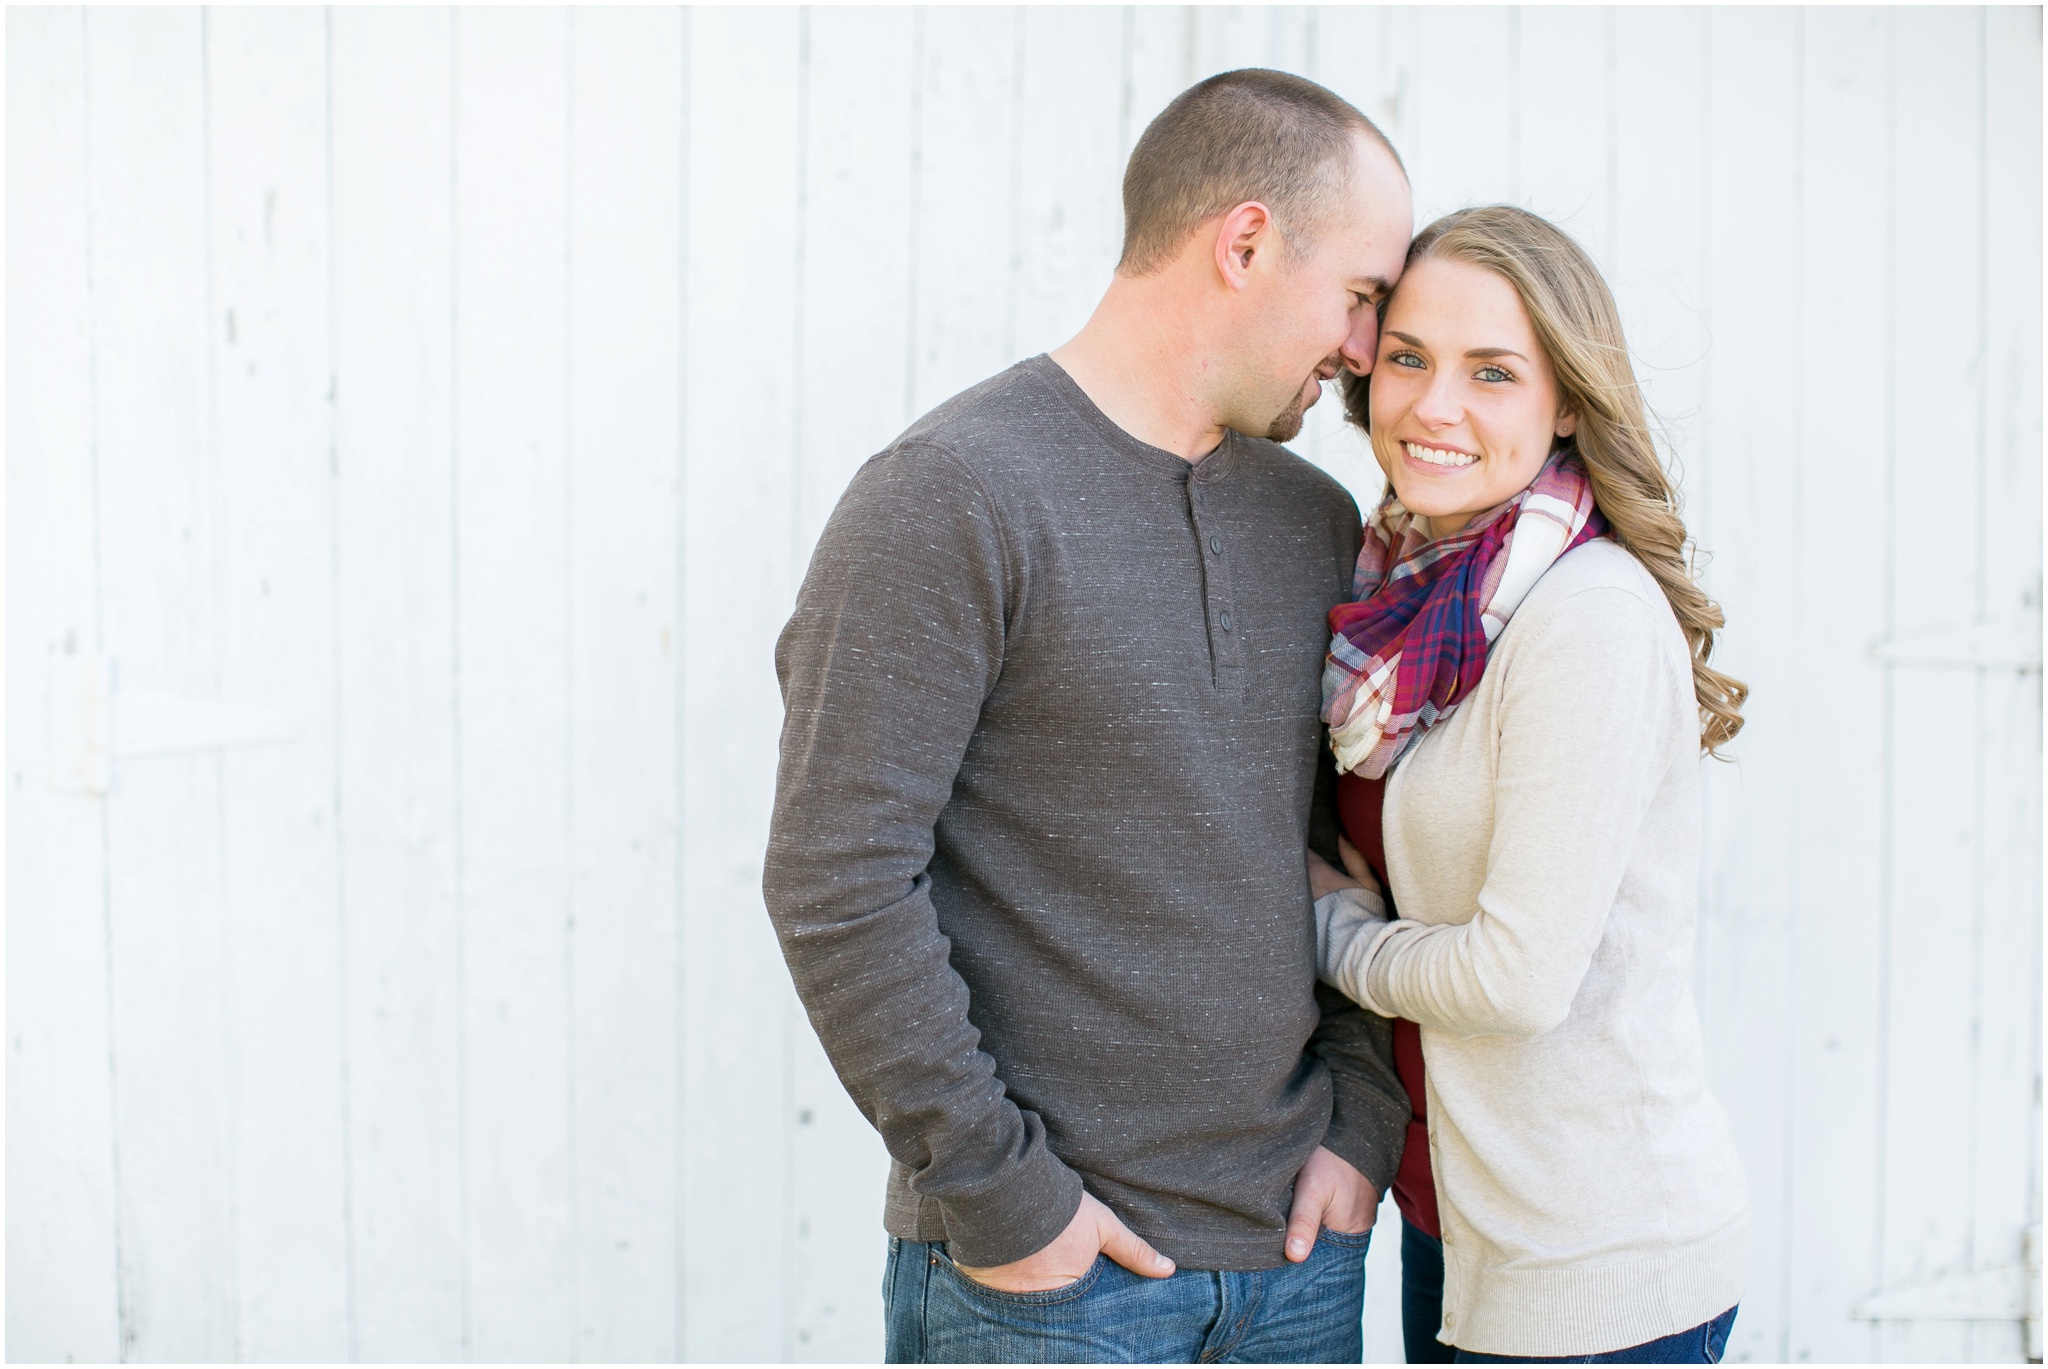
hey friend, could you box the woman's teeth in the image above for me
[1405,441,1479,468]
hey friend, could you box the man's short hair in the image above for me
[1118,68,1402,277]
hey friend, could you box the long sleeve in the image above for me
[762,441,1082,1268]
[1302,745,1410,1194]
[1305,987,1410,1194]
[1330,586,1685,1039]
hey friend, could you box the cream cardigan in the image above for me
[1318,539,1749,1358]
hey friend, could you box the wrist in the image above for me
[938,1147,1084,1269]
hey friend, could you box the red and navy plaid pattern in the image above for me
[1322,452,1607,778]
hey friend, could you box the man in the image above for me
[764,69,1415,1363]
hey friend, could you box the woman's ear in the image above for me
[1555,409,1578,438]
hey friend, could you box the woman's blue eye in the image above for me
[1476,365,1513,383]
[1389,350,1426,369]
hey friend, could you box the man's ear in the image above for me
[1212,201,1274,291]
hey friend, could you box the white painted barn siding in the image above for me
[7,5,2040,1363]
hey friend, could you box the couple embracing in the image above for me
[764,69,1749,1366]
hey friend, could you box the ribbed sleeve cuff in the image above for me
[1316,887,1397,1015]
[936,1142,1086,1269]
[1319,1079,1407,1197]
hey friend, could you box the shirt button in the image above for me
[1209,535,1223,555]
[1219,611,1234,632]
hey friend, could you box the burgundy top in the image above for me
[1336,770,1441,1238]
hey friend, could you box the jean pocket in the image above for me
[1316,1225,1374,1248]
[1701,1306,1737,1363]
[933,1249,1108,1307]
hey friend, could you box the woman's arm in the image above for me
[1335,586,1687,1038]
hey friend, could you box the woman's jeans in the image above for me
[882,1228,1372,1364]
[1404,1220,1738,1364]
[1402,1220,1456,1363]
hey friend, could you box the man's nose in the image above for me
[1339,310,1378,375]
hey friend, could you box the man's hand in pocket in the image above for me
[955,1192,1177,1292]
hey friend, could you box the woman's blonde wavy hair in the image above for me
[1341,204,1746,754]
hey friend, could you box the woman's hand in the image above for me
[1308,838,1383,901]
[1337,835,1377,887]
[1307,849,1357,901]
[1311,838,1392,1006]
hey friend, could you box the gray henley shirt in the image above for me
[764,354,1409,1271]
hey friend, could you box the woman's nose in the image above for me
[1414,375,1462,427]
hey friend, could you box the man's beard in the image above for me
[1265,376,1322,443]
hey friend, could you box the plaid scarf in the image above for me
[1322,451,1608,778]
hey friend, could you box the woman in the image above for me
[1307,205,1750,1363]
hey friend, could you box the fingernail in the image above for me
[1286,1238,1306,1259]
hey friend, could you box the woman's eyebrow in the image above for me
[1384,331,1527,364]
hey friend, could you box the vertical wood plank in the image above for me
[1013,6,1124,360]
[1698,12,1803,1361]
[787,7,915,1360]
[796,5,917,528]
[566,7,684,1361]
[1783,10,1889,1362]
[1125,6,1194,154]
[1410,7,1515,224]
[910,6,1021,413]
[1356,1191,1405,1366]
[1188,4,1309,79]
[680,7,801,1359]
[1269,5,1315,74]
[452,8,575,1358]
[4,8,122,1360]
[1611,7,1708,485]
[330,8,464,1357]
[1972,8,2045,1360]
[1879,11,1984,1362]
[86,8,235,1357]
[1311,6,1415,165]
[204,7,350,1357]
[1517,7,1614,270]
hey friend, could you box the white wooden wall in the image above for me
[8,6,2040,1364]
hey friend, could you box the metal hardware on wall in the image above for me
[1852,1223,2044,1360]
[1872,617,2044,673]
[46,651,305,794]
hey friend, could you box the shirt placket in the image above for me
[1188,473,1247,697]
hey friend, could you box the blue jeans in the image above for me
[882,1228,1373,1363]
[1452,1305,1735,1362]
[1402,1221,1456,1363]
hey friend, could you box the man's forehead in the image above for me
[1333,203,1412,287]
[1335,141,1412,260]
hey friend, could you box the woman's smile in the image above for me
[1400,439,1479,470]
